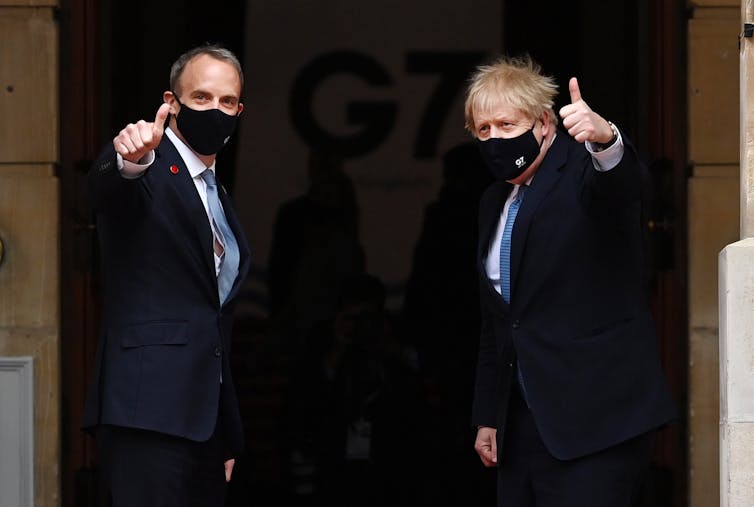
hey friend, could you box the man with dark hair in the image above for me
[83,44,249,506]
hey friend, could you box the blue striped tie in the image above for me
[500,186,526,303]
[201,169,240,305]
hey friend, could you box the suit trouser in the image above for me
[497,384,655,507]
[96,418,228,507]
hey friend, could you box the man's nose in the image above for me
[489,125,505,138]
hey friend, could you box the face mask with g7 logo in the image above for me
[476,123,543,181]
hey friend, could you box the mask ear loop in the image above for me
[531,118,546,148]
[167,92,182,123]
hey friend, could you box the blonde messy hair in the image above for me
[464,55,559,134]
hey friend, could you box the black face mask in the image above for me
[476,123,544,181]
[173,94,239,156]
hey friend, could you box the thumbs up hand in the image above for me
[558,77,614,144]
[113,103,170,163]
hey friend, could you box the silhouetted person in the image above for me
[403,142,491,380]
[285,274,426,506]
[267,149,365,343]
[401,142,495,506]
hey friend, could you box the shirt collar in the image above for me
[165,127,216,177]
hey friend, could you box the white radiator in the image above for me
[0,357,34,507]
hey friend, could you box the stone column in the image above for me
[719,239,754,505]
[719,1,754,505]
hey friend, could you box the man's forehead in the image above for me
[180,56,240,82]
[473,98,526,121]
[177,61,241,95]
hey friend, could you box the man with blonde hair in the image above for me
[468,56,675,506]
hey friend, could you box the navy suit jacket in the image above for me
[471,131,675,460]
[82,136,250,454]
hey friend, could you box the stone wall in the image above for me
[0,4,61,507]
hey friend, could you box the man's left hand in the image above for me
[559,77,613,144]
[224,458,235,482]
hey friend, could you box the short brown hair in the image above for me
[169,44,244,95]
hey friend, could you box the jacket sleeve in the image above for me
[88,143,151,217]
[471,189,501,429]
[471,287,500,428]
[581,129,646,210]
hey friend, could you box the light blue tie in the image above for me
[500,186,526,303]
[201,169,240,305]
[499,186,529,404]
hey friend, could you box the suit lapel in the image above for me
[156,139,217,288]
[479,180,512,252]
[509,134,567,297]
[156,137,251,307]
[479,180,513,307]
[216,178,251,304]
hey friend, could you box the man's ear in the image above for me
[163,91,179,115]
[540,110,551,136]
[237,102,244,116]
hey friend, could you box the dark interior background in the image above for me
[60,1,687,506]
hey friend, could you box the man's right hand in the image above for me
[474,426,498,467]
[113,103,170,163]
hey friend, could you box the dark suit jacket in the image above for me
[82,136,250,454]
[471,131,675,460]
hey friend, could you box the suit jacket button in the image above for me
[214,346,222,357]
[512,320,520,329]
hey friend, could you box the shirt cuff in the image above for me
[117,150,155,179]
[585,127,624,172]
